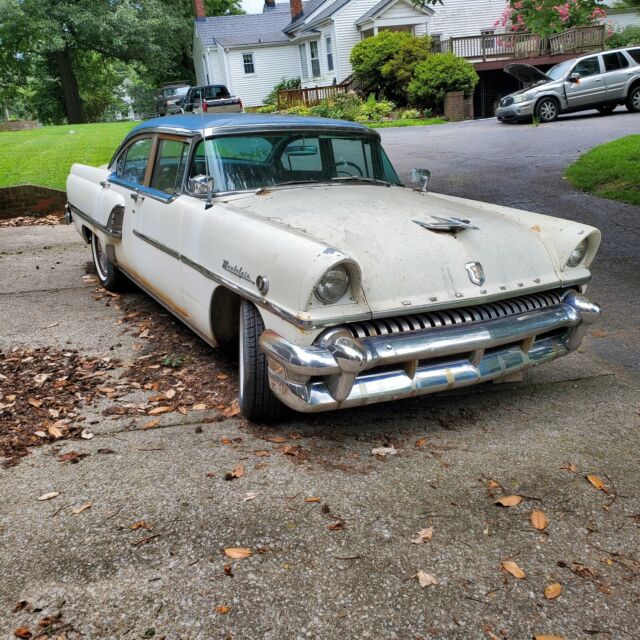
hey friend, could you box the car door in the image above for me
[565,55,605,108]
[602,51,632,101]
[130,135,192,315]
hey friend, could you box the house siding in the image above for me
[207,47,228,86]
[605,10,640,31]
[226,44,301,106]
[193,31,208,86]
[300,23,339,88]
[428,0,506,40]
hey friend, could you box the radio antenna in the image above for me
[200,87,214,210]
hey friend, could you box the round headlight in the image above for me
[315,266,350,303]
[566,239,588,268]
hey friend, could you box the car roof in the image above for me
[126,113,377,140]
[574,46,639,62]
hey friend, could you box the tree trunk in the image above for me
[54,47,87,124]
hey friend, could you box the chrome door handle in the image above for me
[130,193,145,203]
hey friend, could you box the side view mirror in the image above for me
[568,72,580,83]
[410,168,431,192]
[188,174,214,196]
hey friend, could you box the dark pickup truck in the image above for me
[182,85,243,114]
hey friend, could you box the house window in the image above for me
[362,28,374,39]
[326,36,334,72]
[430,33,442,53]
[299,43,309,79]
[309,41,321,77]
[242,53,255,74]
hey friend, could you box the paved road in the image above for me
[1,116,639,639]
[381,109,640,373]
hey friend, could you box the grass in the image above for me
[368,117,447,128]
[0,121,137,191]
[565,134,640,206]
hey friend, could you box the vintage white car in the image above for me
[66,114,602,422]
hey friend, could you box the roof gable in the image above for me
[356,0,434,25]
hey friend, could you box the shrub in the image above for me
[327,92,363,121]
[408,53,478,110]
[255,104,277,113]
[607,26,640,49]
[401,108,422,119]
[264,77,301,106]
[358,94,394,121]
[380,35,432,103]
[285,104,312,116]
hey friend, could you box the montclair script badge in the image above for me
[465,261,485,286]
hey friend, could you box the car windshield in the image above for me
[546,60,573,80]
[190,131,402,194]
[164,87,188,97]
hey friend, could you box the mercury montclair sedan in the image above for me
[66,114,602,422]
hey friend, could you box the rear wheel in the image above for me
[626,85,640,113]
[238,300,284,423]
[597,104,616,115]
[91,232,124,291]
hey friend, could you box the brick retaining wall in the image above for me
[0,185,66,219]
[444,92,474,122]
[0,120,40,132]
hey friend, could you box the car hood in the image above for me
[504,63,551,85]
[224,185,564,315]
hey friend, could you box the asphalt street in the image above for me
[1,114,639,640]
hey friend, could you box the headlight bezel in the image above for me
[314,265,351,304]
[565,238,589,268]
[513,93,532,104]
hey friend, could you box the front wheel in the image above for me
[535,98,559,123]
[238,300,284,423]
[91,232,124,291]
[626,85,640,113]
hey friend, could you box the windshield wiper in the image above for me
[331,176,392,187]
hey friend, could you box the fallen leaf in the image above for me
[501,560,526,579]
[224,547,252,559]
[38,492,59,501]
[533,636,565,640]
[255,450,271,457]
[71,501,92,515]
[371,446,398,456]
[34,431,47,438]
[33,373,49,384]
[57,451,89,464]
[28,397,42,408]
[264,435,286,443]
[411,527,434,544]
[192,403,207,410]
[220,437,233,445]
[131,534,160,546]
[216,373,229,380]
[241,491,260,503]
[177,406,187,415]
[143,418,161,430]
[80,429,94,440]
[222,401,241,418]
[165,388,177,399]
[531,510,548,531]
[544,582,562,599]
[487,479,501,489]
[48,424,64,438]
[415,437,427,448]
[495,495,524,507]
[283,444,308,460]
[129,520,153,531]
[586,474,609,493]
[13,628,32,639]
[97,448,116,454]
[560,461,578,473]
[224,463,245,480]
[304,497,321,503]
[223,564,233,576]
[147,406,172,416]
[215,605,231,614]
[328,519,345,531]
[413,570,438,587]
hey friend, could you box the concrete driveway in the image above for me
[1,114,639,640]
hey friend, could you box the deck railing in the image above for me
[277,84,348,109]
[547,25,607,55]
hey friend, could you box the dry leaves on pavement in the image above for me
[37,492,60,501]
[530,510,548,531]
[413,570,438,587]
[586,474,609,493]
[215,605,231,614]
[224,547,252,559]
[224,463,245,480]
[411,527,434,544]
[495,495,524,507]
[501,560,526,579]
[544,582,562,599]
[371,446,398,457]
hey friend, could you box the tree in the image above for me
[0,0,242,124]
[407,53,478,110]
[381,36,432,104]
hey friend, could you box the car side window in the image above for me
[573,56,600,78]
[118,137,152,185]
[150,139,190,195]
[628,48,640,64]
[602,51,629,72]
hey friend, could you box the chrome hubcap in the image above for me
[633,90,640,109]
[93,236,109,280]
[540,101,556,120]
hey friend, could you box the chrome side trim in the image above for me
[133,229,180,260]
[68,204,121,240]
[259,292,602,412]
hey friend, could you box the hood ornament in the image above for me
[465,261,485,286]
[413,216,479,232]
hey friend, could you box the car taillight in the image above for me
[202,101,208,112]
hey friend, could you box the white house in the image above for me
[193,0,639,108]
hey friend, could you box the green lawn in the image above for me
[565,134,640,207]
[368,117,447,128]
[0,121,137,191]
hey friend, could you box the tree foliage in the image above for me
[0,0,242,124]
[607,25,640,49]
[407,53,478,109]
[350,31,432,102]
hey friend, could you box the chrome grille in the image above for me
[346,289,567,339]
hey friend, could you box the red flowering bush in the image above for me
[495,0,606,38]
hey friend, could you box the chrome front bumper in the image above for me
[259,291,601,413]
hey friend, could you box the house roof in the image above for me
[355,0,433,25]
[283,0,331,33]
[195,4,292,48]
[304,0,352,30]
